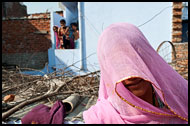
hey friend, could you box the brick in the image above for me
[173,9,182,14]
[173,2,183,9]
[173,11,182,16]
[172,38,182,43]
[174,45,188,51]
[173,14,181,19]
[173,6,183,10]
[3,94,15,103]
[172,31,182,36]
[172,18,182,23]
[172,35,182,38]
[172,24,182,30]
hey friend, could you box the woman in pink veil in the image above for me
[83,23,188,124]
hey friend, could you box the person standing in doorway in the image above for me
[58,19,70,49]
[53,26,60,49]
[71,23,79,49]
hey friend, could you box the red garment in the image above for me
[21,101,66,124]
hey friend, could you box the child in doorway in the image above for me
[58,19,70,49]
[53,26,60,49]
[71,23,79,49]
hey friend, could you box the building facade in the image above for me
[51,2,173,74]
[2,3,63,69]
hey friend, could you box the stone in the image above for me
[3,94,15,103]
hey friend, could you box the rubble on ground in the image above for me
[2,66,100,123]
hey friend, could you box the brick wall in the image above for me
[2,2,27,18]
[172,2,188,80]
[2,11,64,69]
[27,11,63,19]
[2,18,51,54]
[172,2,183,43]
[2,10,64,69]
[2,12,52,69]
[173,43,188,80]
[28,13,50,18]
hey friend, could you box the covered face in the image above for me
[83,23,188,124]
[122,77,152,98]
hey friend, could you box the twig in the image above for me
[2,62,100,121]
[2,91,73,121]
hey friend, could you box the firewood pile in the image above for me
[2,66,100,121]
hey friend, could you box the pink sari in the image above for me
[54,26,60,49]
[83,23,188,124]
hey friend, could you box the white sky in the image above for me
[23,2,62,14]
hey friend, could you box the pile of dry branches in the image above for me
[2,66,100,121]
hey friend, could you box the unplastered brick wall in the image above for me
[173,43,188,80]
[2,12,52,69]
[172,2,188,80]
[172,2,183,43]
[2,2,27,18]
[2,18,51,53]
[27,11,63,19]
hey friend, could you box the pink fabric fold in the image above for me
[83,23,188,124]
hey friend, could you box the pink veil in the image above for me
[83,23,188,124]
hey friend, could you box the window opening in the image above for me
[53,2,79,49]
